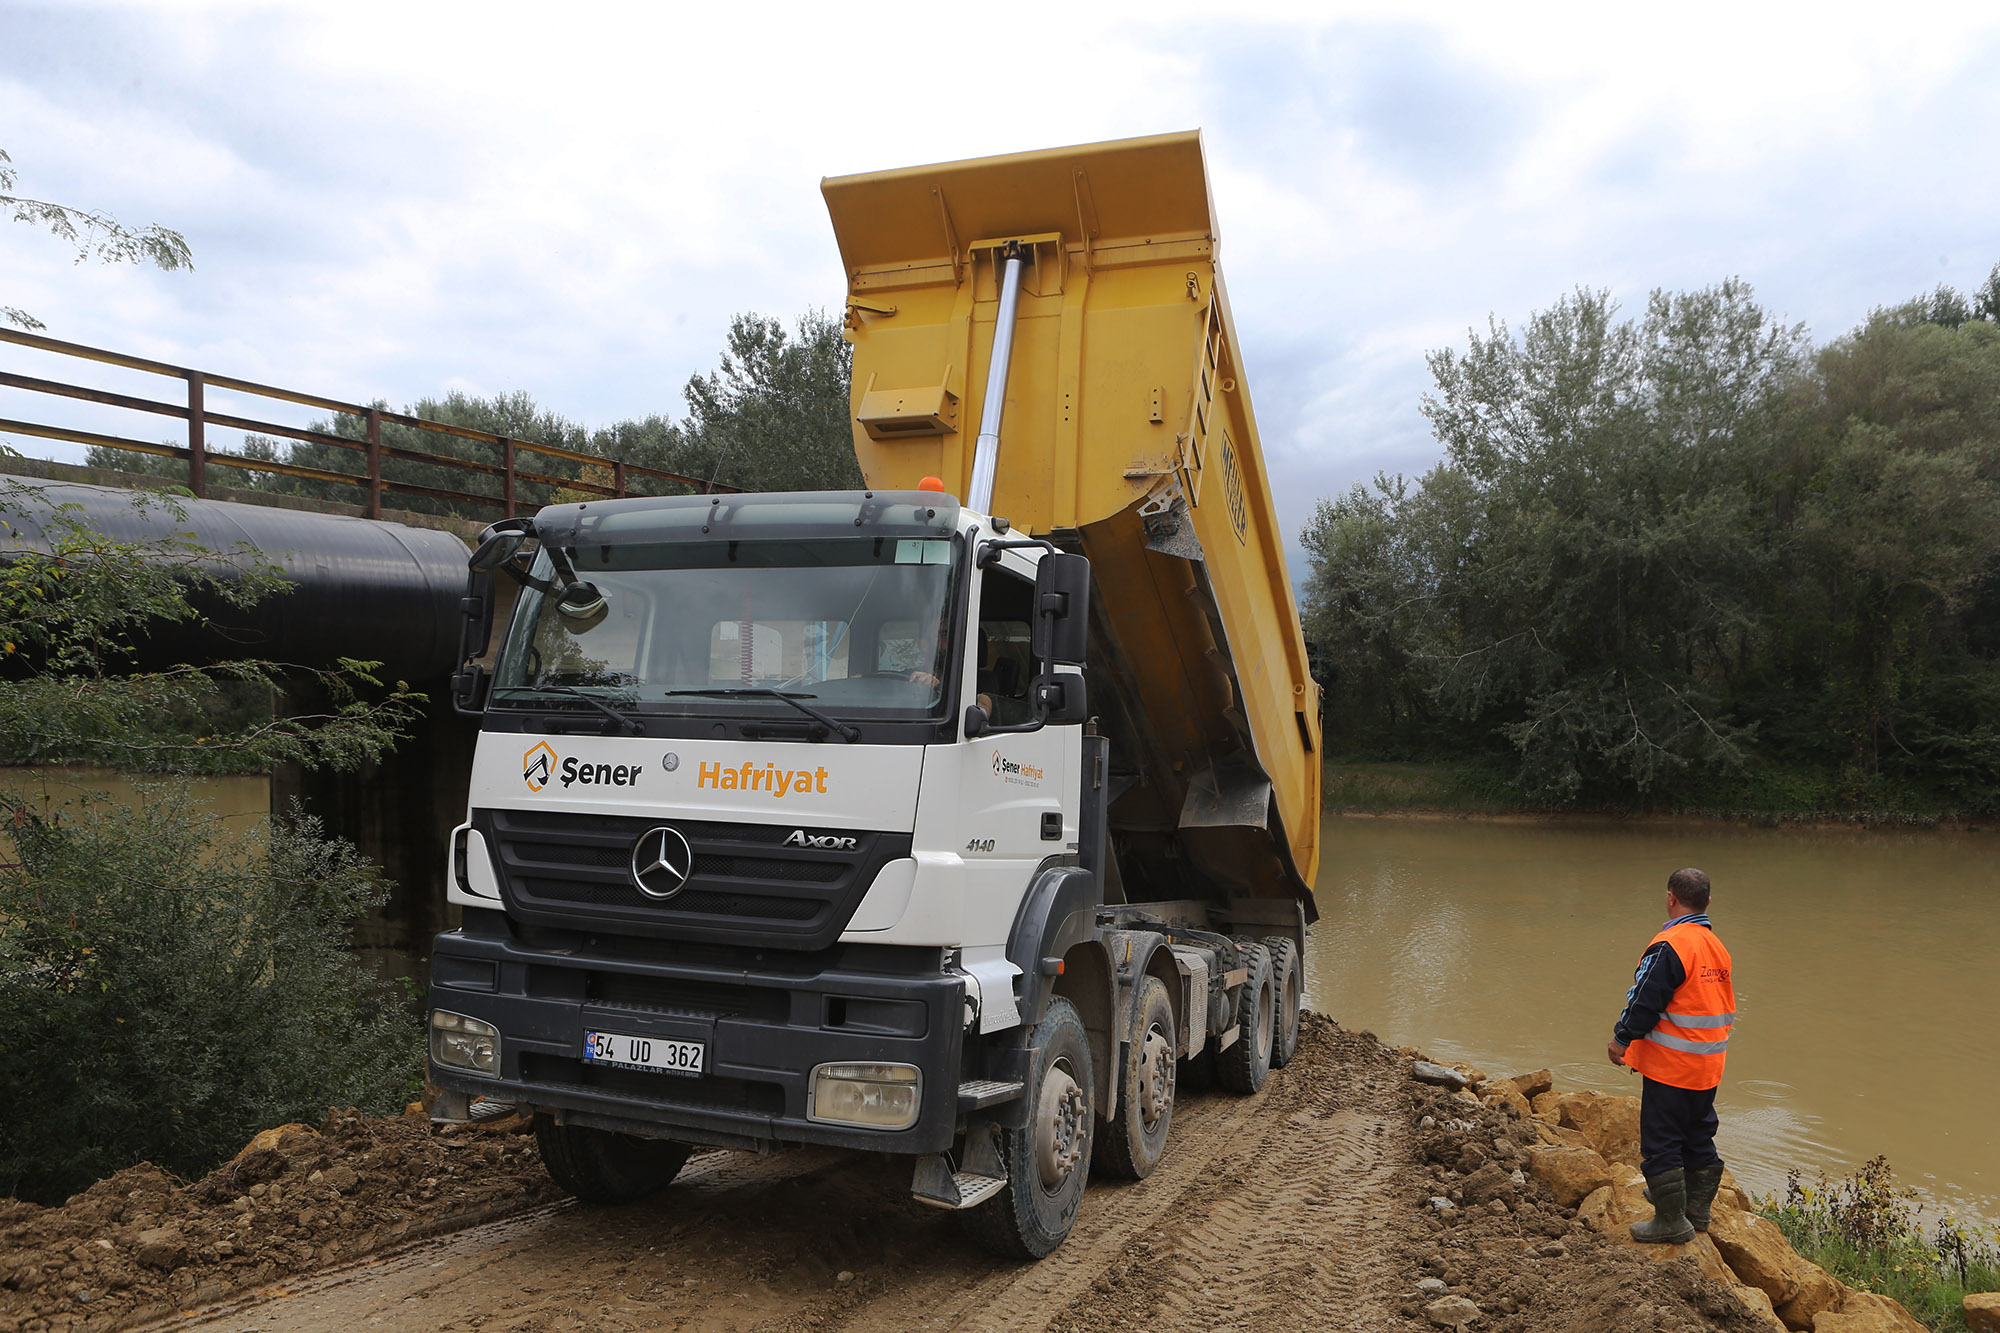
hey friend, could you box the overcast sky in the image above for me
[5,1,1999,563]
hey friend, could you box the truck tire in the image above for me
[1217,942,1274,1094]
[1095,976,1176,1180]
[1262,936,1302,1069]
[961,996,1094,1259]
[532,1114,692,1204]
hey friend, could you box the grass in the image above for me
[1759,1157,2000,1332]
[1320,759,1522,815]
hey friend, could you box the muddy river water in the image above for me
[1306,814,1999,1225]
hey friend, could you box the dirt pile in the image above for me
[0,1105,560,1332]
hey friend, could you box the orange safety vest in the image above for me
[1623,920,1734,1091]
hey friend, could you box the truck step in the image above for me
[956,1078,1025,1111]
[910,1154,1007,1210]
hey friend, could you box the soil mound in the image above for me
[0,1105,558,1331]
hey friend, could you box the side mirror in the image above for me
[963,703,989,738]
[1032,553,1091,666]
[458,570,498,663]
[451,662,489,716]
[1034,673,1088,725]
[469,519,534,574]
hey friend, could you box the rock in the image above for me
[1731,1283,1789,1333]
[1476,1079,1532,1117]
[1531,1091,1564,1124]
[1510,1068,1555,1099]
[1427,1196,1457,1212]
[474,1111,534,1135]
[1417,1277,1448,1294]
[1538,1240,1567,1258]
[403,1101,427,1121]
[322,1165,360,1194]
[1547,1091,1643,1167]
[1574,1178,1737,1286]
[132,1226,188,1271]
[1966,1293,2000,1333]
[1525,1144,1614,1208]
[1445,1061,1488,1085]
[232,1123,319,1161]
[1459,1162,1519,1207]
[1531,1119,1594,1150]
[1413,1061,1471,1090]
[1425,1295,1482,1328]
[1813,1292,1928,1333]
[1707,1207,1800,1307]
[835,1270,855,1284]
[1774,1260,1845,1330]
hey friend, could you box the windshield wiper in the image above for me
[492,685,643,735]
[663,688,861,743]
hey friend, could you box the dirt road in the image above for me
[4,1018,1772,1333]
[135,1021,1413,1333]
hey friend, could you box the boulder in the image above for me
[1424,1294,1483,1329]
[132,1225,188,1271]
[232,1123,318,1161]
[1707,1206,1800,1307]
[1774,1260,1845,1331]
[1812,1292,1928,1333]
[1965,1292,2000,1333]
[1525,1144,1614,1208]
[1532,1120,1594,1150]
[1477,1079,1532,1117]
[1509,1068,1555,1100]
[1550,1091,1643,1167]
[1732,1283,1790,1333]
[1574,1177,1737,1286]
[1413,1061,1471,1091]
[1531,1091,1564,1124]
[1445,1061,1488,1086]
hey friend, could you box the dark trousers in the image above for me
[1638,1077,1722,1177]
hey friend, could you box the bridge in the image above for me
[0,328,737,981]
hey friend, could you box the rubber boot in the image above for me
[1685,1165,1726,1233]
[1629,1168,1696,1244]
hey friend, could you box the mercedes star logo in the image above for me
[630,825,694,900]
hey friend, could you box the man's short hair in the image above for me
[1668,868,1711,913]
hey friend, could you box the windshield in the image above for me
[493,535,957,719]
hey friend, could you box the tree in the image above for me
[2,147,192,332]
[1756,312,2000,795]
[1302,281,1807,800]
[625,310,862,492]
[0,479,425,1201]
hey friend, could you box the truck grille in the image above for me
[473,808,911,950]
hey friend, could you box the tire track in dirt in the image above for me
[141,1147,854,1332]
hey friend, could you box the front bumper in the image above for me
[426,911,966,1154]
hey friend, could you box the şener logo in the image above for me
[630,826,695,899]
[523,742,557,792]
[990,750,1045,787]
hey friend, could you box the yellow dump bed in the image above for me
[823,132,1320,914]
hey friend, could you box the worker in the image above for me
[1605,867,1735,1244]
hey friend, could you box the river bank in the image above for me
[1308,812,2000,1237]
[1322,760,1998,828]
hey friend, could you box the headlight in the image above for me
[430,1010,501,1076]
[808,1062,921,1130]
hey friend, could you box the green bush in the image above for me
[1762,1157,2000,1332]
[0,785,423,1204]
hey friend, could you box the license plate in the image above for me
[583,1030,704,1076]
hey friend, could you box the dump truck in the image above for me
[425,131,1323,1258]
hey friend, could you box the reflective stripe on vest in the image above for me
[1624,921,1735,1091]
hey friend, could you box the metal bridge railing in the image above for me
[0,327,737,518]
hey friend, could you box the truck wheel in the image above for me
[961,996,1094,1259]
[533,1114,691,1204]
[1096,976,1176,1180]
[1217,942,1273,1094]
[1262,936,1302,1069]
